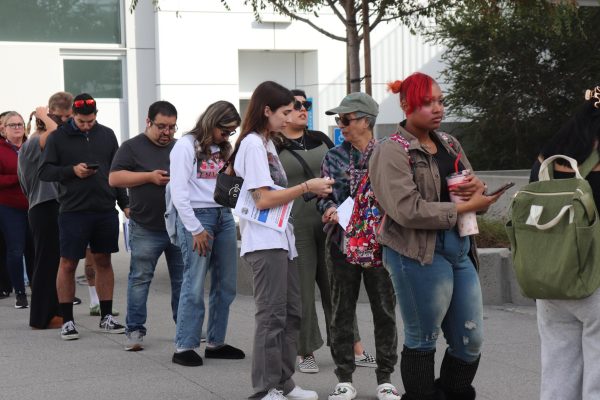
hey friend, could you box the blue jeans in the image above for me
[175,207,238,349]
[383,229,483,362]
[126,219,184,335]
[0,205,28,294]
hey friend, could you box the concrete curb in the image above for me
[235,243,533,306]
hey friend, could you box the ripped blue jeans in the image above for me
[383,229,483,362]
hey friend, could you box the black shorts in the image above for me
[58,210,119,260]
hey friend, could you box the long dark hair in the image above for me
[231,81,294,164]
[541,95,600,166]
[188,101,241,161]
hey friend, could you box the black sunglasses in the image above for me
[335,115,366,126]
[293,100,312,112]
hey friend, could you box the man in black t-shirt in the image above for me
[109,101,183,352]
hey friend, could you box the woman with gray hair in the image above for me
[169,100,245,366]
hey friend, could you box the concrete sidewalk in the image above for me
[0,246,541,400]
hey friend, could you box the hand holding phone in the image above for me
[486,182,515,196]
[86,162,100,170]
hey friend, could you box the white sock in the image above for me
[88,286,99,307]
[176,348,193,353]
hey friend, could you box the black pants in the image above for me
[28,200,60,329]
[0,232,11,293]
[326,236,398,384]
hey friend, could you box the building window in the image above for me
[0,0,121,44]
[64,59,123,98]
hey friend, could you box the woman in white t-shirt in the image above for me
[170,101,245,367]
[231,81,334,400]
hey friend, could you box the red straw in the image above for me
[454,153,462,173]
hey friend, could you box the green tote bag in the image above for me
[506,153,600,299]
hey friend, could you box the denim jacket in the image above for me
[369,125,480,267]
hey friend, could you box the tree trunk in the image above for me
[362,0,372,95]
[344,1,361,93]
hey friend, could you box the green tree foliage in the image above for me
[430,1,600,170]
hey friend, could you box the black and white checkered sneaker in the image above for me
[297,355,319,373]
[355,350,376,368]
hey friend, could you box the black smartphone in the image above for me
[86,162,100,170]
[487,182,515,196]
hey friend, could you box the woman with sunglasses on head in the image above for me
[274,90,369,375]
[369,72,501,400]
[0,111,33,309]
[232,81,334,400]
[274,89,334,374]
[169,100,245,367]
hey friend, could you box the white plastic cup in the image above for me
[446,170,479,237]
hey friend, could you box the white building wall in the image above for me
[153,0,444,137]
[0,0,445,141]
[0,0,156,142]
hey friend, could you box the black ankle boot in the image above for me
[436,351,480,400]
[400,346,443,400]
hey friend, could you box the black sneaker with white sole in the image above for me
[61,321,80,340]
[15,293,28,309]
[99,315,125,334]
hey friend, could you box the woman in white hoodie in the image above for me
[170,101,245,366]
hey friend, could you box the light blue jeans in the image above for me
[175,207,238,349]
[383,229,483,362]
[125,219,184,335]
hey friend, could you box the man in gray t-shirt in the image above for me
[109,100,183,351]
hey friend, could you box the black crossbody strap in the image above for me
[284,147,316,179]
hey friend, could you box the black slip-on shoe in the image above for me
[172,350,203,366]
[205,344,245,360]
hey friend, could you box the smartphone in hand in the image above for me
[487,182,515,196]
[86,162,100,170]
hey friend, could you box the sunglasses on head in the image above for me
[293,100,312,112]
[335,115,366,126]
[73,99,96,108]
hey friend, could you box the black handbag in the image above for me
[213,161,244,208]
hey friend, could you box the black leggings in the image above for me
[28,200,60,329]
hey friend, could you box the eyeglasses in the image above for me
[151,121,177,133]
[293,100,312,112]
[6,123,24,129]
[73,99,96,108]
[335,115,366,126]
[220,128,236,137]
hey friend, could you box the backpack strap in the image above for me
[389,133,412,165]
[578,150,600,178]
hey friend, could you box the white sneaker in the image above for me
[297,355,319,373]
[376,383,401,400]
[287,386,318,400]
[328,383,357,400]
[261,388,287,400]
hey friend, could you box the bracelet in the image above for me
[303,182,309,193]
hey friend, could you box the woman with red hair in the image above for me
[369,72,501,400]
